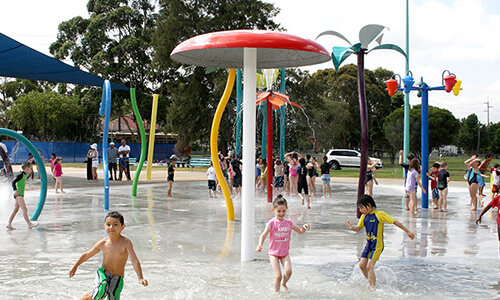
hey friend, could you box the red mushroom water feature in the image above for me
[171,30,330,261]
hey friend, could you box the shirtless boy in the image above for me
[69,211,148,299]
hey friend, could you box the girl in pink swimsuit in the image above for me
[285,152,301,196]
[256,195,310,292]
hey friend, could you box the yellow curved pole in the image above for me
[146,94,159,180]
[211,69,236,221]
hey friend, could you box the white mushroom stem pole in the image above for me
[241,48,256,261]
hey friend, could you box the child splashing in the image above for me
[346,194,414,288]
[256,195,310,292]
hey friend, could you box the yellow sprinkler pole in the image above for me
[146,94,159,180]
[211,69,236,221]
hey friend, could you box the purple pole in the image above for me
[357,49,368,218]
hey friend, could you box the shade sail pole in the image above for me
[241,48,256,261]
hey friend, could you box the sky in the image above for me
[1,0,500,124]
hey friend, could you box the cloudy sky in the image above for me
[1,0,500,124]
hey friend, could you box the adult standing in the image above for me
[89,143,99,182]
[85,144,93,181]
[107,142,119,180]
[118,139,131,181]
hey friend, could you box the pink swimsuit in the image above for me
[267,218,294,257]
[289,161,298,177]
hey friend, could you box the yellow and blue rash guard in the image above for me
[357,209,395,261]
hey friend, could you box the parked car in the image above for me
[325,149,383,170]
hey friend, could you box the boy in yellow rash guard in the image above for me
[346,194,414,288]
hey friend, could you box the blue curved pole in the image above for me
[0,128,47,221]
[235,69,243,156]
[99,80,112,210]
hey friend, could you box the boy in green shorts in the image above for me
[6,161,38,230]
[69,211,148,299]
[346,194,414,288]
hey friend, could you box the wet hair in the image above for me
[51,153,56,158]
[486,154,493,159]
[306,154,311,160]
[357,194,376,208]
[105,211,124,225]
[409,157,420,171]
[275,159,282,166]
[291,153,298,160]
[299,157,306,167]
[494,163,499,169]
[21,161,32,170]
[440,161,448,168]
[272,195,288,208]
[432,162,440,169]
[407,153,415,161]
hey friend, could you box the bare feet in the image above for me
[301,199,304,205]
[6,225,16,230]
[29,223,39,229]
[469,207,477,211]
[308,206,311,209]
[281,284,289,292]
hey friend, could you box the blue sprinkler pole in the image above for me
[420,82,429,208]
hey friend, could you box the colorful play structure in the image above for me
[317,24,407,216]
[385,70,461,207]
[171,29,331,261]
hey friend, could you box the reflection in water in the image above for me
[146,189,159,252]
[216,220,235,261]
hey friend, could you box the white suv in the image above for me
[325,149,383,170]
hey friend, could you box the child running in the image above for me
[6,162,38,230]
[53,157,65,194]
[256,195,310,292]
[346,194,414,288]
[69,211,148,299]
[207,161,217,198]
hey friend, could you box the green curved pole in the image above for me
[131,88,147,197]
[0,128,47,221]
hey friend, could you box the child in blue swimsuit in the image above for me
[346,194,414,288]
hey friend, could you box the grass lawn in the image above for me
[334,155,483,182]
[60,155,492,183]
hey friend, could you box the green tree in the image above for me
[7,91,83,141]
[152,0,281,151]
[457,114,481,153]
[0,79,44,128]
[384,104,460,159]
[49,0,158,140]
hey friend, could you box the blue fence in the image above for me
[4,141,176,164]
